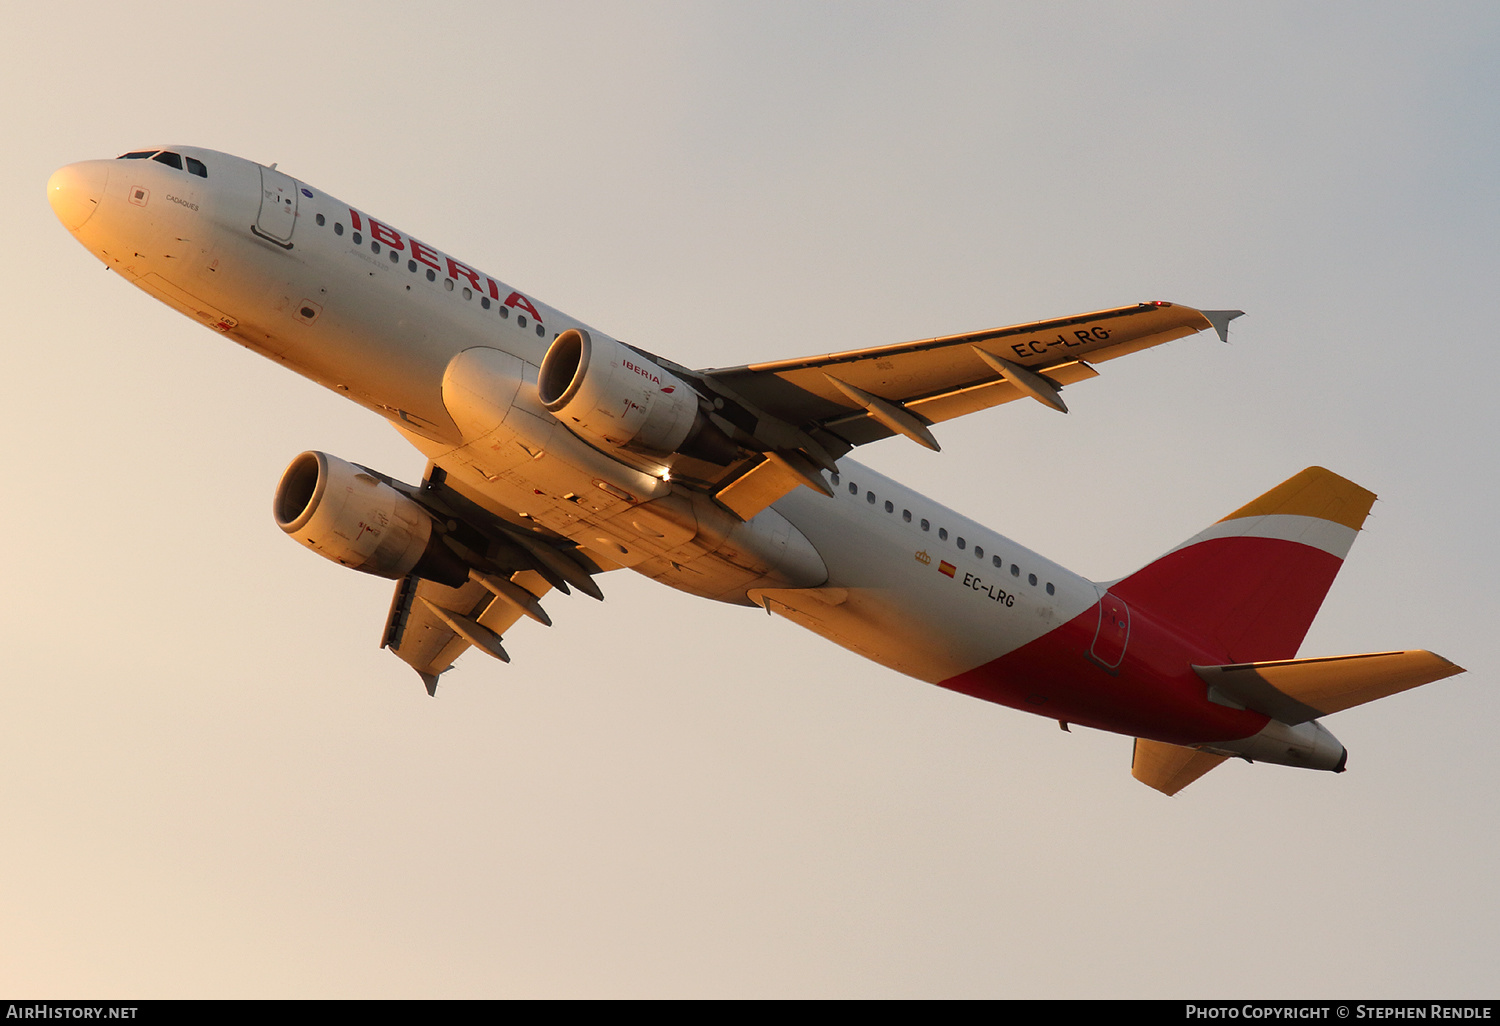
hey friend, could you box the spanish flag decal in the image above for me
[938,561,956,578]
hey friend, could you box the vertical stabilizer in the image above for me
[1112,468,1376,662]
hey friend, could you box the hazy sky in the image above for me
[4,1,1496,998]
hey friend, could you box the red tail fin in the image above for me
[1111,468,1376,663]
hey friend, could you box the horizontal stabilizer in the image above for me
[1194,650,1464,725]
[1132,739,1229,795]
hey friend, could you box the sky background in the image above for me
[3,1,1496,998]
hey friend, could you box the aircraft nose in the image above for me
[48,160,110,231]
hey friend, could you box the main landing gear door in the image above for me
[254,165,299,246]
[1089,590,1131,672]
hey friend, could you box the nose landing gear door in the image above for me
[253,165,299,247]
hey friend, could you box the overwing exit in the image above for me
[48,146,1464,794]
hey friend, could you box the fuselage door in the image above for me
[255,165,299,244]
[1088,590,1131,672]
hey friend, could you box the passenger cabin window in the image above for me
[152,151,183,170]
[938,528,948,541]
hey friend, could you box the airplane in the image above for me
[47,145,1464,795]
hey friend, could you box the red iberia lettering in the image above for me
[334,206,548,325]
[446,258,484,292]
[505,292,543,323]
[623,360,661,384]
[368,218,405,251]
[409,238,442,271]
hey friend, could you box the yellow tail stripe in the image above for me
[1218,467,1376,533]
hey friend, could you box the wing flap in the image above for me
[383,571,553,693]
[714,456,807,520]
[1194,650,1464,725]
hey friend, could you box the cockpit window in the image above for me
[117,149,207,177]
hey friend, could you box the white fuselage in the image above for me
[54,146,1102,688]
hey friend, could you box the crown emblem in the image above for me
[915,550,931,565]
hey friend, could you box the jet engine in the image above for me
[538,329,737,463]
[273,451,468,586]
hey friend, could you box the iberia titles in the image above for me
[345,207,544,325]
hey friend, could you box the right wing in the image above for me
[660,302,1241,518]
[702,302,1240,446]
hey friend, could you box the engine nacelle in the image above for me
[273,451,468,586]
[538,329,737,463]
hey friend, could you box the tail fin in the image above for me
[1112,467,1376,662]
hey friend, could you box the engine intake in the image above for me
[538,329,737,463]
[274,451,468,586]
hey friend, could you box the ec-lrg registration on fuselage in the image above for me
[48,146,1464,795]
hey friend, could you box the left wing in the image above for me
[372,462,601,695]
[665,302,1240,517]
[383,569,554,695]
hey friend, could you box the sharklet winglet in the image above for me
[1201,309,1245,343]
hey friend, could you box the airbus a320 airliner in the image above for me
[48,146,1463,794]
